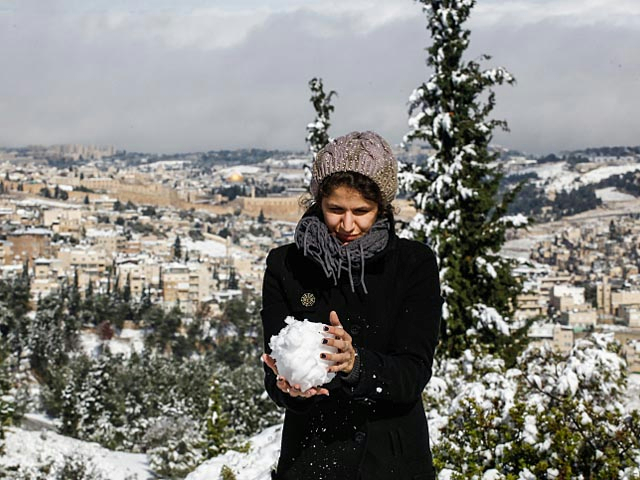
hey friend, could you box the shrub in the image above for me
[429,334,640,479]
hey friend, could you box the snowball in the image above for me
[269,317,336,392]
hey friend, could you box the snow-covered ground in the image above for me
[186,424,281,480]
[626,374,640,412]
[216,165,262,176]
[183,238,256,262]
[595,187,637,203]
[501,235,551,260]
[183,238,228,258]
[79,328,145,358]
[1,427,152,479]
[517,161,640,193]
[5,373,639,480]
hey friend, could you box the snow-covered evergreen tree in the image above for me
[0,345,16,454]
[0,274,31,357]
[6,453,107,480]
[219,364,282,443]
[28,295,74,381]
[426,334,640,479]
[305,78,337,183]
[203,375,232,458]
[402,0,527,360]
[146,400,205,478]
[173,235,182,261]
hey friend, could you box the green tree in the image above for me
[306,77,337,156]
[227,267,238,290]
[68,269,81,318]
[0,343,17,454]
[173,235,182,261]
[203,376,232,458]
[123,273,132,303]
[141,205,157,217]
[402,0,525,360]
[143,304,187,357]
[429,335,640,479]
[29,295,76,382]
[212,296,262,369]
[0,274,31,356]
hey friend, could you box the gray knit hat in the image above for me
[310,131,398,203]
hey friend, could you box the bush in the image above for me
[41,349,281,477]
[146,409,205,479]
[429,334,640,479]
[3,453,106,480]
[220,465,237,480]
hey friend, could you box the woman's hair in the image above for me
[301,171,395,221]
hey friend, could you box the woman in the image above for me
[261,131,442,479]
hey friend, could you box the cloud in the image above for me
[0,1,639,154]
[474,0,640,28]
[485,21,640,153]
[82,8,273,50]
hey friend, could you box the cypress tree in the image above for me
[403,0,527,360]
[203,376,231,458]
[173,235,182,261]
[306,77,337,156]
[123,273,132,303]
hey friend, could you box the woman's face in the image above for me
[321,185,379,245]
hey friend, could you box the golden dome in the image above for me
[227,172,244,182]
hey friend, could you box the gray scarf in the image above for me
[294,215,390,294]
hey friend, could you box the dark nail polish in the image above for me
[320,353,326,359]
[323,326,329,331]
[322,339,328,344]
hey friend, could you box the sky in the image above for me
[1,0,639,155]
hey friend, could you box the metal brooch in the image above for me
[300,293,316,307]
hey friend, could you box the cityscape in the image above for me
[1,143,639,371]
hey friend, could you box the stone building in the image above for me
[6,228,53,263]
[528,323,575,353]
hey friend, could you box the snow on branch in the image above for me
[469,304,510,336]
[498,214,529,228]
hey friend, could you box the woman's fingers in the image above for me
[323,351,352,369]
[322,311,356,373]
[325,312,351,341]
[276,375,289,391]
[262,353,279,375]
[328,311,353,341]
[266,362,330,397]
[263,354,298,395]
[322,337,351,352]
[287,383,330,398]
[329,310,341,327]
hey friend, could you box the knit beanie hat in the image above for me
[310,131,398,203]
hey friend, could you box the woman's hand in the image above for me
[261,353,330,398]
[321,311,357,374]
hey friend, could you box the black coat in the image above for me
[261,231,442,480]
